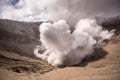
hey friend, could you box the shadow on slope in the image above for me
[0,50,53,73]
[73,48,108,67]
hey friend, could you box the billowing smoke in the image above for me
[0,0,116,67]
[34,19,114,67]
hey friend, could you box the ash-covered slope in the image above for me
[0,19,42,57]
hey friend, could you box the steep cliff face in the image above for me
[0,19,42,57]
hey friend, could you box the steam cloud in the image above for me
[34,19,114,67]
[0,0,117,67]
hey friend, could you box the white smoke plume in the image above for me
[34,19,114,67]
[0,0,116,67]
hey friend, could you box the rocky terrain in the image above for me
[0,17,120,80]
[0,19,42,57]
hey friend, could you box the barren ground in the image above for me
[0,35,120,80]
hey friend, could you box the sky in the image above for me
[0,0,120,22]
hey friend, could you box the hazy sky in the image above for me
[0,0,120,22]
